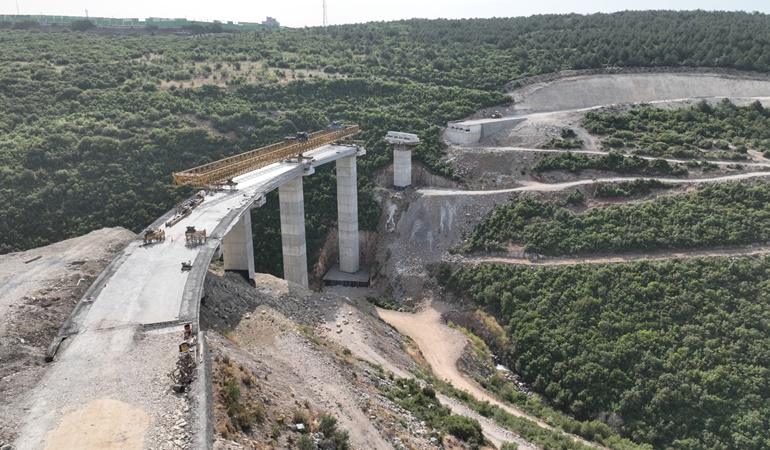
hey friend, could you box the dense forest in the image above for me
[464,180,770,255]
[443,257,770,449]
[4,10,770,270]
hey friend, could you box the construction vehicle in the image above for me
[284,131,309,143]
[214,179,238,190]
[185,226,207,245]
[491,111,503,118]
[181,261,193,271]
[143,228,165,245]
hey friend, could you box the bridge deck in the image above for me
[14,144,363,449]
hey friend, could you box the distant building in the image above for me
[262,17,279,27]
[146,17,185,22]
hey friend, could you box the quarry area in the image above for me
[3,70,770,450]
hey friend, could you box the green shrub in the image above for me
[443,415,484,446]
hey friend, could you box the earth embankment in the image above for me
[512,72,770,113]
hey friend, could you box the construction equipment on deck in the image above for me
[143,228,165,245]
[185,226,207,245]
[181,261,193,270]
[166,191,206,227]
[172,124,360,188]
[285,131,309,142]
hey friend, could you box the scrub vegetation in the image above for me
[584,99,770,159]
[465,180,770,255]
[442,257,770,449]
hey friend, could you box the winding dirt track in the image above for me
[477,146,770,168]
[466,244,770,267]
[378,303,602,449]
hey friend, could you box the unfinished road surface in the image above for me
[11,144,362,450]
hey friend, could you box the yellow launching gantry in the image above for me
[172,123,360,188]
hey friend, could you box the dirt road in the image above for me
[378,302,602,449]
[466,244,770,267]
[420,171,770,197]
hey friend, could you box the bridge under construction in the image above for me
[172,124,360,188]
[13,123,368,450]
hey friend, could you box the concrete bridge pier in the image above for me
[279,174,310,288]
[221,196,265,280]
[336,155,360,273]
[393,147,412,188]
[385,131,421,188]
[222,212,256,280]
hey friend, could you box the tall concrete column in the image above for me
[394,146,412,187]
[279,176,308,288]
[222,213,255,280]
[336,156,360,273]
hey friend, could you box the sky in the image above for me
[2,0,769,28]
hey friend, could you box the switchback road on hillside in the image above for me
[462,244,770,267]
[420,171,770,196]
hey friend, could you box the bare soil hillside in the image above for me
[511,72,770,113]
[201,270,496,450]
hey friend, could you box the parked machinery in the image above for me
[185,226,207,246]
[284,131,309,142]
[169,323,197,392]
[166,191,205,228]
[143,228,165,245]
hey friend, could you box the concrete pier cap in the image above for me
[386,131,420,188]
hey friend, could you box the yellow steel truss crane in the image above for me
[172,124,360,188]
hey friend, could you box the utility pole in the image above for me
[85,9,88,19]
[323,0,327,27]
[15,0,19,15]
